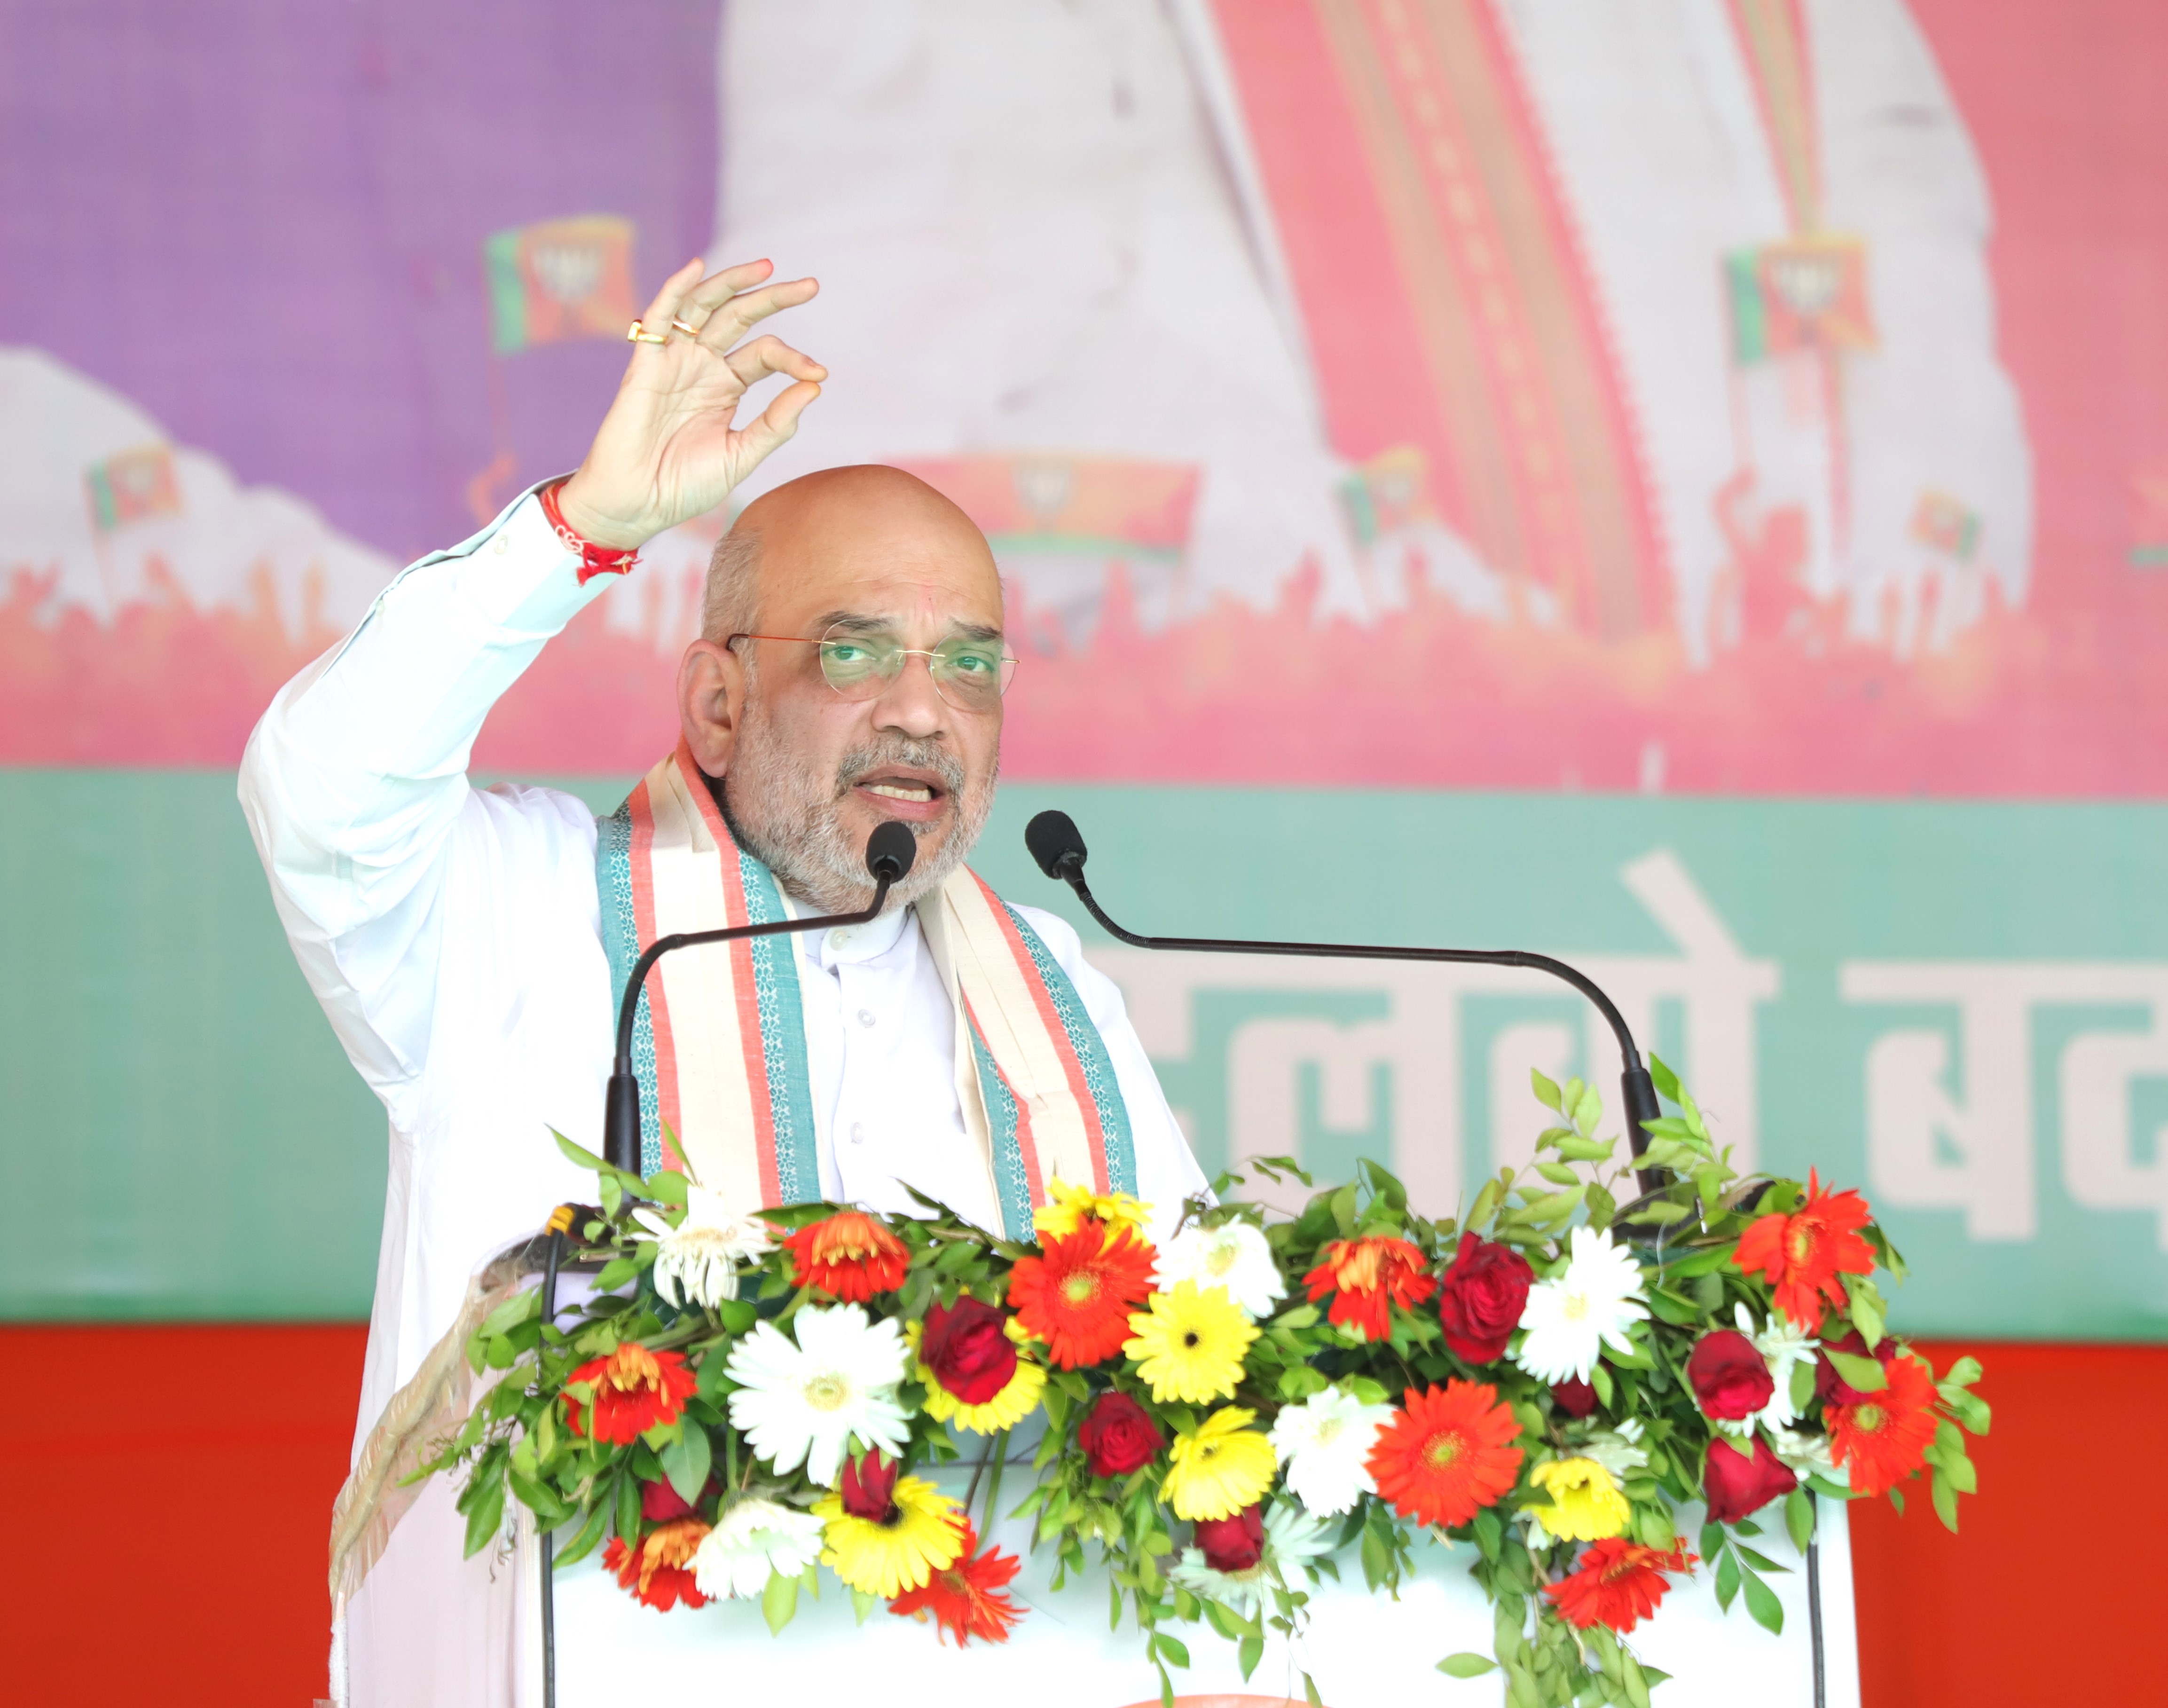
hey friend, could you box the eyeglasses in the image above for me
[729,623,1017,712]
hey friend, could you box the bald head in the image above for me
[702,464,999,643]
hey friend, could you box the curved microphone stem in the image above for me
[1048,857,1664,1190]
[603,851,908,1174]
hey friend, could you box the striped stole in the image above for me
[596,743,1134,1238]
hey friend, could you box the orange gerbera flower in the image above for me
[1733,1171,1876,1329]
[888,1520,1024,1645]
[1303,1236,1437,1341]
[603,1518,712,1610]
[1366,1380,1524,1529]
[1826,1354,1940,1497]
[1545,1540,1697,1634]
[782,1211,911,1303]
[1006,1225,1158,1369]
[564,1343,698,1444]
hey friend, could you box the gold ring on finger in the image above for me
[625,320,668,345]
[670,317,704,338]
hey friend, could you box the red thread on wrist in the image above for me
[539,482,641,586]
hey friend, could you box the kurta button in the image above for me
[857,1008,876,1028]
[849,1121,866,1145]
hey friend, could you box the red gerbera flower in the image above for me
[1366,1380,1524,1528]
[1826,1354,1941,1497]
[564,1344,697,1444]
[1545,1540,1697,1634]
[1733,1171,1876,1329]
[1303,1236,1437,1341]
[603,1518,712,1611]
[1005,1225,1158,1369]
[782,1210,911,1303]
[888,1520,1023,1645]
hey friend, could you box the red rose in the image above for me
[1815,1332,1898,1407]
[839,1449,900,1521]
[1686,1330,1775,1421]
[1701,1434,1797,1524]
[922,1295,1020,1404]
[1436,1234,1534,1363]
[1551,1376,1598,1419]
[1076,1391,1164,1478]
[639,1475,720,1522]
[1194,1503,1266,1573]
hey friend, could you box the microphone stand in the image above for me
[538,820,917,1707]
[1023,811,1665,1192]
[1025,811,1826,1695]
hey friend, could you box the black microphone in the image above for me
[1024,809,1665,1189]
[601,820,917,1173]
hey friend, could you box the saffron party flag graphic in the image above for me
[482,214,639,355]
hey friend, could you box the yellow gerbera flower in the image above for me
[814,1475,968,1598]
[1033,1178,1154,1241]
[1526,1456,1631,1542]
[1163,1405,1278,1520]
[1123,1281,1258,1403]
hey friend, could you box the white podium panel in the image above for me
[551,1469,1859,1708]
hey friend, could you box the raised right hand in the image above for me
[555,258,825,550]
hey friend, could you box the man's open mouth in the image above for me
[848,767,952,819]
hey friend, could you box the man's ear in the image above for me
[678,638,746,777]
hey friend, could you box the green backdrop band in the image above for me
[5,768,2165,1339]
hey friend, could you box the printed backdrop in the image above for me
[5,0,2168,1339]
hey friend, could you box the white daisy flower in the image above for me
[1268,1386,1395,1517]
[1769,1425,1845,1486]
[1512,1228,1649,1384]
[723,1303,910,1485]
[652,1187,776,1311]
[1169,1502,1335,1618]
[689,1496,825,1599]
[1157,1220,1288,1320]
[1737,1301,1819,1432]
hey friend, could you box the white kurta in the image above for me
[237,485,1205,1708]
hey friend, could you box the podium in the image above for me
[542,1460,1860,1708]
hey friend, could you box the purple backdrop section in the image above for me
[0,0,718,561]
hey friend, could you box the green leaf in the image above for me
[460,1471,507,1558]
[642,1168,690,1207]
[1713,1550,1740,1611]
[1531,1069,1563,1111]
[1571,1081,1603,1136]
[1734,1545,1789,1574]
[1329,1181,1360,1240]
[1304,1672,1325,1708]
[1941,1355,1984,1388]
[1154,1634,1191,1669]
[1825,1349,1888,1392]
[762,1567,800,1634]
[1648,1054,1682,1104]
[852,1588,877,1625]
[659,1423,712,1507]
[1932,1471,1960,1532]
[1534,1161,1583,1187]
[1741,1568,1784,1635]
[1438,1653,1499,1678]
[1555,1135,1615,1163]
[1844,1274,1887,1350]
[552,1128,608,1173]
[1628,1199,1693,1227]
[1789,1359,1817,1415]
[1785,1487,1816,1553]
[1468,1179,1503,1230]
[1239,1635,1265,1680]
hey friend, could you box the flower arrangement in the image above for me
[423,1059,1987,1706]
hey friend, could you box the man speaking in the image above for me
[240,256,1206,1707]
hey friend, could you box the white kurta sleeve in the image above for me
[236,486,613,1128]
[1009,902,1210,1240]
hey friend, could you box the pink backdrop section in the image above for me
[6,1,2168,795]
